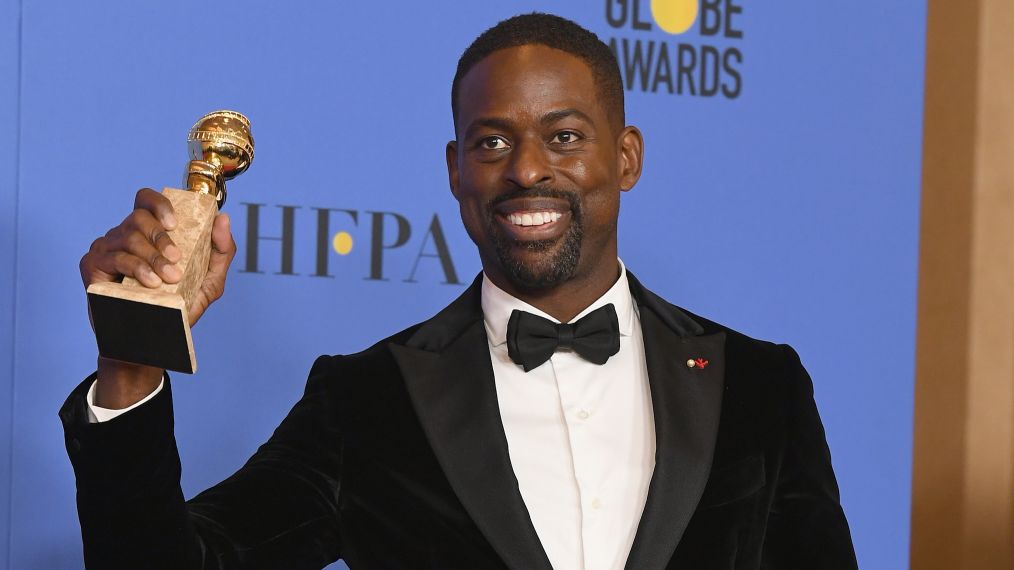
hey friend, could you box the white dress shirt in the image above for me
[481,260,655,570]
[86,376,164,423]
[88,261,657,569]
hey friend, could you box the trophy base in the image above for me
[87,282,196,373]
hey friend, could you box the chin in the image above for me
[498,240,582,290]
[481,193,585,290]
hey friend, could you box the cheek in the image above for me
[579,189,621,234]
[559,153,613,194]
[456,195,490,243]
[563,158,590,180]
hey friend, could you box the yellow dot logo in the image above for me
[332,231,353,255]
[651,0,699,35]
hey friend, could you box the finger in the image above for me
[105,212,182,283]
[133,188,177,230]
[80,239,121,287]
[79,234,160,288]
[152,228,181,263]
[131,209,182,264]
[125,230,182,283]
[120,207,182,275]
[90,250,164,288]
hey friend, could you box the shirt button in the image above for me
[591,498,602,509]
[577,409,590,420]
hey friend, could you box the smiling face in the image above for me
[447,44,643,298]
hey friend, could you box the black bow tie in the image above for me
[505,304,621,372]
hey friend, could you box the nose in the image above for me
[505,137,553,189]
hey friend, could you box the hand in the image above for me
[79,188,237,408]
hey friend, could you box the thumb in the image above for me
[189,213,237,325]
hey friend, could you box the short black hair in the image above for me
[451,13,625,133]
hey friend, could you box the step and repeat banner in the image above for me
[2,1,926,568]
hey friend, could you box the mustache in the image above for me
[488,185,581,213]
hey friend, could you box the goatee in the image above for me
[486,187,583,289]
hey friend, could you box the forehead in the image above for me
[456,45,607,132]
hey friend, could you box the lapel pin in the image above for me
[687,358,709,369]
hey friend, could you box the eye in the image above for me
[551,131,582,144]
[479,136,509,150]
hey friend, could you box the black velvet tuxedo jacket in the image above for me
[62,273,857,569]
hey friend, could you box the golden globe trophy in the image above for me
[87,110,254,373]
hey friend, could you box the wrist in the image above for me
[94,357,164,409]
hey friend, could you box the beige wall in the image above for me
[911,0,1014,568]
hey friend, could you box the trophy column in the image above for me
[87,110,254,373]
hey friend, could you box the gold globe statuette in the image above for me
[86,111,255,373]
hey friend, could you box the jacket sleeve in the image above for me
[60,355,344,569]
[760,345,858,569]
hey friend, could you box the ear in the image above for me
[617,126,644,192]
[446,140,461,200]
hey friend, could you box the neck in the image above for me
[485,258,622,323]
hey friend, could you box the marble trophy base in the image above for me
[87,188,218,373]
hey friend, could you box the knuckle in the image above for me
[114,251,139,273]
[151,194,172,214]
[124,231,146,251]
[134,188,153,209]
[125,209,145,228]
[110,250,127,268]
[152,229,170,247]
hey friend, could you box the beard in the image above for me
[485,187,584,289]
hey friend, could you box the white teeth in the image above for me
[508,211,562,227]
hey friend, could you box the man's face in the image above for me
[447,45,642,293]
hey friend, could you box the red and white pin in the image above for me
[686,358,709,369]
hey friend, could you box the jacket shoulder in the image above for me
[689,309,784,353]
[629,271,800,373]
[309,320,424,379]
[660,299,803,381]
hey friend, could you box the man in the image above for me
[64,13,857,569]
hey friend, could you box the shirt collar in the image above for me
[481,259,635,347]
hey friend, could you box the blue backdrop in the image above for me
[0,1,926,568]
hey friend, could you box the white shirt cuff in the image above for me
[86,376,166,423]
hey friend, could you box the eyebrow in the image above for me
[540,108,594,126]
[464,117,514,139]
[463,108,596,140]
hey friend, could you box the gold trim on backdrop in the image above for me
[912,0,1014,567]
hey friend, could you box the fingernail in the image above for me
[164,244,181,261]
[140,267,162,286]
[164,264,182,281]
[164,213,178,228]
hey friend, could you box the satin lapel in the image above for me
[389,278,552,570]
[625,275,726,569]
